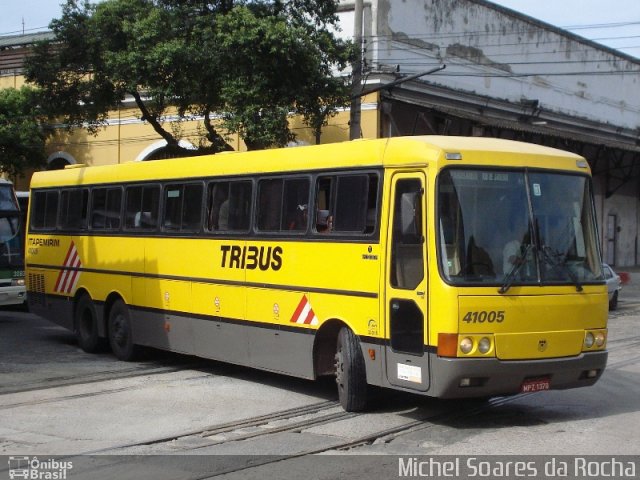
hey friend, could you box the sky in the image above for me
[1,0,639,59]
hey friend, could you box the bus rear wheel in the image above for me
[335,327,367,412]
[75,294,106,353]
[108,300,141,361]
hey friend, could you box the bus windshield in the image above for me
[438,168,602,288]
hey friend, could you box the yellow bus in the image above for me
[25,136,608,411]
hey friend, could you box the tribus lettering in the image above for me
[220,245,283,271]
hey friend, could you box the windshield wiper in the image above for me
[498,244,532,294]
[540,246,583,292]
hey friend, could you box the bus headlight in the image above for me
[478,337,492,354]
[11,278,25,287]
[584,332,595,349]
[460,337,474,354]
[594,332,606,347]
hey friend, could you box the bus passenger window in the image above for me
[207,181,253,233]
[59,189,89,230]
[30,190,59,231]
[125,186,159,230]
[163,183,203,232]
[257,178,309,232]
[314,173,378,235]
[90,188,122,230]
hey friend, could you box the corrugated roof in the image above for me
[0,31,54,49]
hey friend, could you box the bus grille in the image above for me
[28,273,46,307]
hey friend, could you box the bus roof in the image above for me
[30,136,588,188]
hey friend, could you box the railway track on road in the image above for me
[84,389,536,477]
[0,361,208,396]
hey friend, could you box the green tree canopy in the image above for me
[25,0,353,153]
[0,86,48,178]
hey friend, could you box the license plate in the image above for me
[521,378,551,393]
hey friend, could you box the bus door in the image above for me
[384,172,429,391]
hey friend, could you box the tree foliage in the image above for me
[25,0,353,153]
[0,87,48,178]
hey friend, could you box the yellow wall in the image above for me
[0,73,26,89]
[2,69,380,189]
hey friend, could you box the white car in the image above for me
[603,264,622,310]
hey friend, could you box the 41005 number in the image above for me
[462,310,505,323]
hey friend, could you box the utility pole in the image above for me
[349,0,363,140]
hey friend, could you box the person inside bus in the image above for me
[316,209,333,233]
[218,199,229,230]
[503,238,523,274]
[208,184,228,231]
[501,204,530,276]
[288,204,308,231]
[502,228,532,277]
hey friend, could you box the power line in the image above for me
[562,21,640,30]
[0,25,50,37]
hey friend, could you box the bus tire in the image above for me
[108,300,141,361]
[75,294,105,353]
[609,291,618,310]
[335,326,367,412]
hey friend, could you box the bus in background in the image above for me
[24,136,608,411]
[0,180,26,306]
[16,191,29,221]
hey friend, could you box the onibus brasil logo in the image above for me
[8,457,73,479]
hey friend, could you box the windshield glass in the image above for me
[0,185,23,269]
[438,168,602,287]
[0,216,22,268]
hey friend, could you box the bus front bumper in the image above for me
[0,285,27,306]
[428,350,608,398]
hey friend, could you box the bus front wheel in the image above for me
[108,300,141,361]
[335,327,368,412]
[75,294,105,353]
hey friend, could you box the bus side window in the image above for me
[125,185,159,230]
[91,188,122,230]
[30,190,59,231]
[207,180,253,233]
[163,183,203,232]
[59,189,89,230]
[257,177,309,233]
[314,173,378,235]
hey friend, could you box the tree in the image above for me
[0,86,48,178]
[25,0,353,154]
